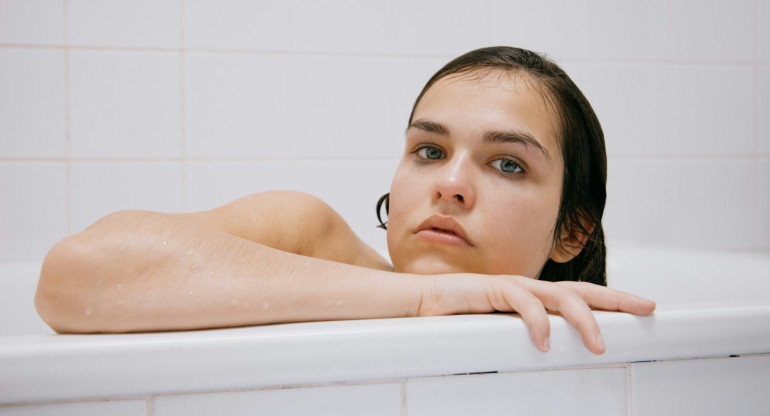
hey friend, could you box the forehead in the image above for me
[412,71,562,156]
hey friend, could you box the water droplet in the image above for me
[335,300,344,306]
[85,307,93,317]
[163,240,169,248]
[262,301,270,310]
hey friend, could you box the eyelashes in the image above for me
[411,144,526,176]
[490,158,523,174]
[413,145,445,160]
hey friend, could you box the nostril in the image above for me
[455,194,464,202]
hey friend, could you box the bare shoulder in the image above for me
[183,191,392,270]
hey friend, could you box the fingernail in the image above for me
[542,337,550,352]
[596,334,606,351]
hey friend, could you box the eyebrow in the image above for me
[408,118,550,160]
[407,119,449,136]
[483,129,550,160]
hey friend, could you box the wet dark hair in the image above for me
[377,46,607,286]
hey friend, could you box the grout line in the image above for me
[401,379,407,416]
[626,363,633,416]
[63,0,72,236]
[0,156,403,163]
[179,0,187,213]
[754,0,762,248]
[2,42,770,66]
[607,154,769,162]
[4,155,769,164]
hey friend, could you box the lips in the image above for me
[415,215,473,247]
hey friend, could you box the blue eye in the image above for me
[415,146,445,160]
[491,158,523,174]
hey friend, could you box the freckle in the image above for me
[262,301,270,310]
[85,307,93,317]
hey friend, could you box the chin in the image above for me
[395,258,472,275]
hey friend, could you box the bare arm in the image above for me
[35,191,654,354]
[35,191,413,333]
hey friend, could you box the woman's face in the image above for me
[387,71,565,277]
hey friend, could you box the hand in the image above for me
[418,274,656,355]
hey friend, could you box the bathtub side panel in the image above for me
[631,355,770,416]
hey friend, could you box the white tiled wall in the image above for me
[1,0,768,261]
[0,399,148,416]
[153,383,402,416]
[4,355,765,415]
[406,367,628,415]
[631,355,770,415]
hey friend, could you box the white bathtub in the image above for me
[1,242,769,415]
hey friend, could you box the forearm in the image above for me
[35,211,424,333]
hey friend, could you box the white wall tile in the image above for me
[391,57,446,131]
[604,159,757,249]
[759,66,770,155]
[761,160,770,248]
[391,0,491,57]
[290,0,392,54]
[70,162,183,233]
[185,161,295,212]
[670,65,754,155]
[584,0,672,61]
[290,56,399,159]
[183,0,289,51]
[488,0,586,61]
[670,0,755,62]
[0,0,65,45]
[153,383,401,416]
[0,262,51,336]
[184,53,290,158]
[69,50,182,158]
[579,64,674,157]
[0,48,66,158]
[0,400,147,416]
[583,64,754,157]
[290,159,397,253]
[407,368,627,415]
[0,163,67,261]
[631,356,770,416]
[760,0,770,62]
[68,0,180,49]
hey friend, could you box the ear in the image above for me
[549,216,595,263]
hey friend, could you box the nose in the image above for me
[433,154,475,209]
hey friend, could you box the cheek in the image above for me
[479,191,561,276]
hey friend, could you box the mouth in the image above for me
[415,216,473,247]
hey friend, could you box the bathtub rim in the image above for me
[2,304,770,405]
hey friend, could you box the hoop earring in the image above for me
[376,193,389,230]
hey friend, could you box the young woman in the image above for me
[35,46,655,355]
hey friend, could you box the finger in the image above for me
[498,284,551,352]
[523,281,606,355]
[556,282,657,315]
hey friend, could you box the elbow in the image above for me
[35,233,102,333]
